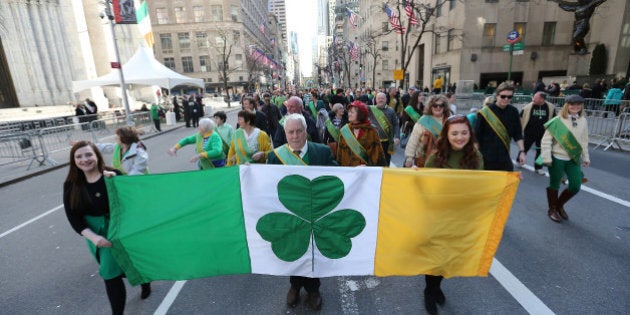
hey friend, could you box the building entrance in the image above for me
[0,37,19,108]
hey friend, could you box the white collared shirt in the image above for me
[288,142,308,158]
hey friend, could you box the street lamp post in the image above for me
[103,0,133,126]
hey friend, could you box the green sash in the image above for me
[404,105,421,123]
[418,115,442,138]
[308,101,318,118]
[325,119,340,142]
[195,133,215,169]
[541,117,583,164]
[215,128,230,155]
[233,129,253,164]
[273,145,307,165]
[479,106,510,152]
[111,144,148,175]
[112,144,125,175]
[369,106,392,137]
[340,125,369,165]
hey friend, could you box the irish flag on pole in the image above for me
[106,165,519,286]
[135,1,154,47]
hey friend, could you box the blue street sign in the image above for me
[507,31,521,44]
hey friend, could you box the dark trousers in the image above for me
[425,275,443,292]
[484,159,514,172]
[523,132,543,170]
[184,113,191,127]
[153,119,161,132]
[192,113,199,127]
[381,141,391,166]
[290,276,320,293]
[104,275,126,315]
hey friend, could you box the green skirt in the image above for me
[84,215,124,280]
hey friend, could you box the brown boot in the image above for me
[286,287,300,308]
[557,189,577,220]
[546,188,561,222]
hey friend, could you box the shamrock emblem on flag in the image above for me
[256,175,366,262]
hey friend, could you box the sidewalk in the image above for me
[0,102,241,188]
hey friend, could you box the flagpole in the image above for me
[104,0,133,126]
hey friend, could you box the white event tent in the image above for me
[72,47,204,92]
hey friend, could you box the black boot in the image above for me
[557,189,577,220]
[141,282,151,299]
[546,188,561,223]
[424,275,444,315]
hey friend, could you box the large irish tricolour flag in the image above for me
[106,165,519,286]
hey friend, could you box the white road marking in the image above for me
[0,205,62,239]
[338,276,360,314]
[153,280,187,315]
[490,258,555,315]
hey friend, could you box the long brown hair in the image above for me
[64,141,108,208]
[423,94,449,116]
[431,115,480,169]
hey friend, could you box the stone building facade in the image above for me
[334,0,629,91]
[0,0,79,108]
[149,0,286,94]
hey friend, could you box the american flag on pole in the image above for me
[348,41,359,61]
[405,0,419,26]
[384,4,405,34]
[346,8,357,29]
[259,22,266,36]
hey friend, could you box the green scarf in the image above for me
[273,145,307,165]
[340,125,369,165]
[233,129,253,164]
[479,106,510,152]
[418,115,442,138]
[404,105,421,123]
[195,133,215,169]
[369,105,393,153]
[538,116,583,165]
[325,119,340,142]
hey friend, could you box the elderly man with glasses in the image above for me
[474,82,526,171]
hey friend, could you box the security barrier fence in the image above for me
[0,112,151,170]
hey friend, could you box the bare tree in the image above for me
[361,30,384,89]
[244,47,266,93]
[381,0,458,88]
[328,38,354,88]
[210,30,240,108]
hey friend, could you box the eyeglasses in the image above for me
[571,116,577,127]
[432,103,445,108]
[498,95,514,99]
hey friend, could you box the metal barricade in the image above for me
[585,109,618,151]
[0,132,45,169]
[600,112,630,151]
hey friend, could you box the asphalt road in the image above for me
[1,110,629,314]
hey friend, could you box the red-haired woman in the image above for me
[336,101,387,166]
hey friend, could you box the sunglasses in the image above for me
[432,103,445,108]
[498,95,513,99]
[571,116,577,127]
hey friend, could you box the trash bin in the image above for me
[166,111,176,125]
